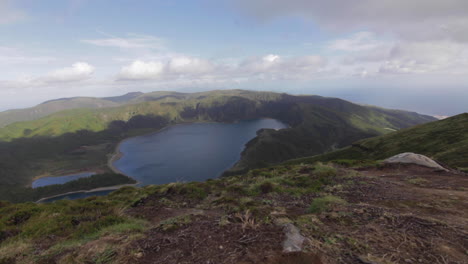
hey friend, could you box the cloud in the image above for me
[118,60,165,80]
[240,54,327,80]
[82,34,165,50]
[168,56,215,75]
[0,62,94,94]
[0,0,26,25]
[118,56,219,81]
[378,41,468,74]
[118,54,328,82]
[42,62,95,83]
[328,32,385,52]
[326,32,468,76]
[234,0,468,42]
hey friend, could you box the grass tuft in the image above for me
[308,195,347,214]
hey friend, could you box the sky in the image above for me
[0,0,467,116]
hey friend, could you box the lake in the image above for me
[32,172,95,188]
[38,119,287,202]
[114,118,287,186]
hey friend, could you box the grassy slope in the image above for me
[226,94,436,173]
[0,98,120,128]
[285,113,468,169]
[0,161,466,263]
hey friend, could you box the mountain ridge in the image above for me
[0,90,438,129]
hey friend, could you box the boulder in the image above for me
[384,152,448,171]
[282,223,306,253]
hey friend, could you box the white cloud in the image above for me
[378,41,468,75]
[42,62,95,83]
[85,33,328,82]
[0,0,26,25]
[118,60,165,80]
[235,0,468,42]
[82,34,165,50]
[118,54,328,82]
[241,54,281,73]
[326,31,468,76]
[118,55,219,81]
[241,54,327,80]
[168,56,214,74]
[0,62,96,90]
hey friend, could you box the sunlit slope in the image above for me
[286,113,468,169]
[0,97,121,128]
[0,90,433,141]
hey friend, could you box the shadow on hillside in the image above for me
[0,115,170,188]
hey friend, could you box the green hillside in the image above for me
[0,98,120,128]
[286,113,468,170]
[0,90,433,141]
[0,90,436,202]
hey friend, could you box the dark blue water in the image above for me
[38,119,286,202]
[32,172,95,188]
[114,119,287,185]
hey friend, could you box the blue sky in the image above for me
[1,0,467,116]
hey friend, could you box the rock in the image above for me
[282,223,306,253]
[383,152,448,171]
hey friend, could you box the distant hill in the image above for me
[101,92,144,103]
[0,92,154,128]
[0,90,434,143]
[225,94,436,173]
[0,97,120,128]
[286,113,468,170]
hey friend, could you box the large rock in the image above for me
[282,223,306,253]
[384,152,448,171]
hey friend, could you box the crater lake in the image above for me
[113,118,287,186]
[38,118,287,202]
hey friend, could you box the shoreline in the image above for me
[107,118,288,178]
[106,120,219,175]
[106,124,176,176]
[35,183,138,203]
[35,118,287,202]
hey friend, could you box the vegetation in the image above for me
[285,113,468,170]
[0,90,435,202]
[307,195,346,214]
[0,162,341,263]
[0,114,167,202]
[0,173,136,203]
[0,159,466,263]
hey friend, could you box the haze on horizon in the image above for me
[0,0,467,116]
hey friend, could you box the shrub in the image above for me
[313,163,337,178]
